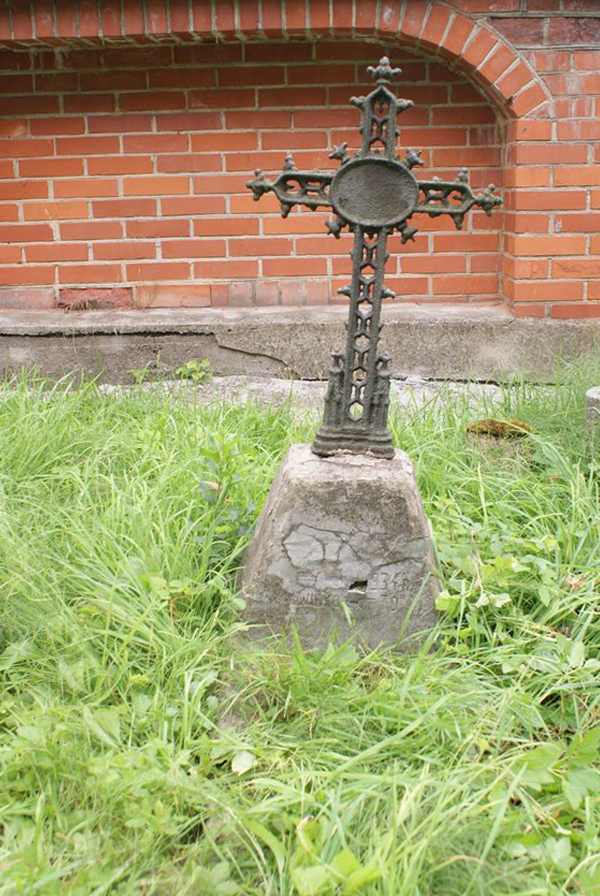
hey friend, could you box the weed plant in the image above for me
[1,362,600,895]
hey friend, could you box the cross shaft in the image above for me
[247,57,502,458]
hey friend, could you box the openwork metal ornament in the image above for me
[247,57,502,458]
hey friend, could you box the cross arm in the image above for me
[414,169,502,230]
[246,152,333,219]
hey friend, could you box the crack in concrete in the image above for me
[282,523,362,568]
[211,331,297,376]
[0,308,598,384]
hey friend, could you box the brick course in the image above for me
[0,0,596,318]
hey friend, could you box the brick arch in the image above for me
[0,1,552,122]
[264,2,553,123]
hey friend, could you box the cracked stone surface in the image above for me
[239,444,438,650]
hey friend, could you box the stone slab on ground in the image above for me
[0,305,598,383]
[239,444,439,650]
[98,374,503,413]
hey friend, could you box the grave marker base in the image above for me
[239,444,438,650]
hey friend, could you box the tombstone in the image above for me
[239,58,502,650]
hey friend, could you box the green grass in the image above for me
[1,364,600,896]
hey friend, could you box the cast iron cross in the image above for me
[247,57,502,458]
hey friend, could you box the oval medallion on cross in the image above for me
[330,158,419,229]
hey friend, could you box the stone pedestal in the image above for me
[586,387,600,435]
[239,444,438,650]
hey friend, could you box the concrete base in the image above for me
[239,444,438,650]
[586,386,600,432]
[0,304,599,383]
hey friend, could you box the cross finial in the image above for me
[367,56,402,84]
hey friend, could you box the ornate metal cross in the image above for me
[247,57,502,458]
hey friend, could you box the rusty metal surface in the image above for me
[247,56,502,458]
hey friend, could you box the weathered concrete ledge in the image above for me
[0,304,598,383]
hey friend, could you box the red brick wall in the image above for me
[0,40,502,310]
[448,0,600,319]
[0,0,597,320]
